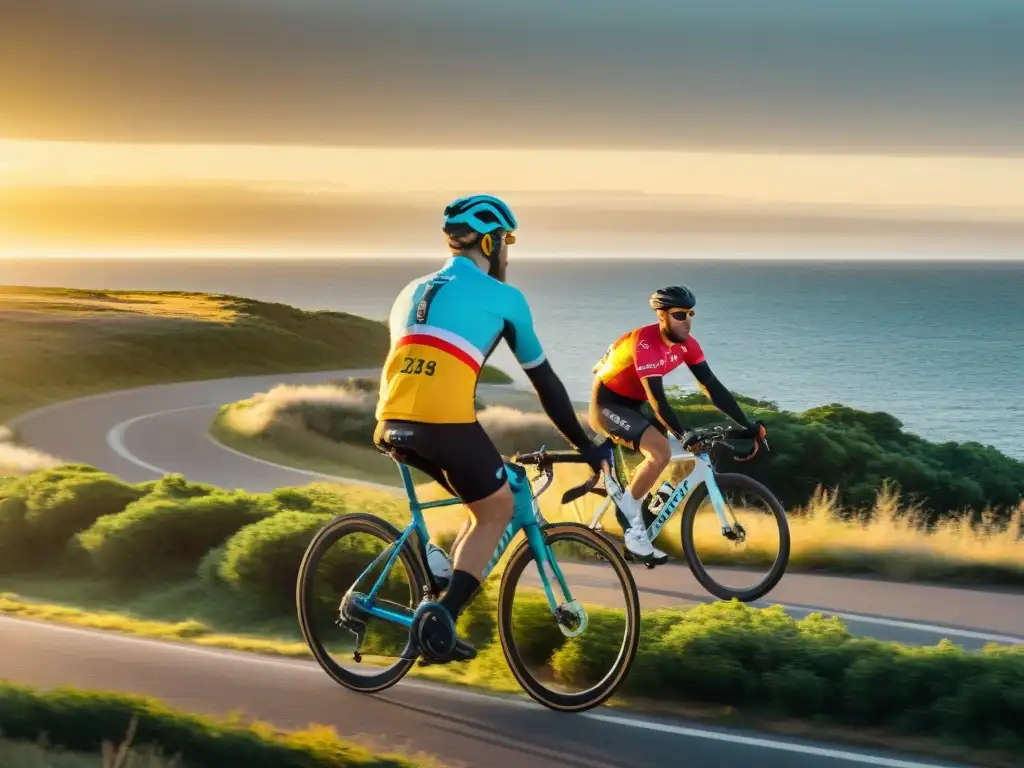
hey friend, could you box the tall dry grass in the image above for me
[0,717,180,767]
[539,460,1024,585]
[0,426,62,477]
[221,380,587,452]
[221,383,374,439]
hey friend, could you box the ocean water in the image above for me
[3,256,1023,459]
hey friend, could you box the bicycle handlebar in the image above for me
[511,423,769,504]
[683,424,769,463]
[512,448,605,504]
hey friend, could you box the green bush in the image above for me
[22,472,145,556]
[215,509,418,620]
[196,543,227,586]
[0,494,30,570]
[267,483,351,516]
[215,511,333,607]
[0,465,145,570]
[138,473,220,500]
[0,681,425,767]
[547,600,1024,753]
[75,491,270,581]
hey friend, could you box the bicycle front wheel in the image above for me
[496,523,641,712]
[296,512,429,694]
[680,472,791,602]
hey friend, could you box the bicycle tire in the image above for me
[680,472,790,602]
[296,512,429,694]
[496,522,641,712]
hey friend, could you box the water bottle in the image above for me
[648,481,675,515]
[426,542,452,584]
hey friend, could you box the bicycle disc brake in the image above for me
[554,600,588,638]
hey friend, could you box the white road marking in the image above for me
[105,403,220,476]
[0,616,965,767]
[105,403,400,493]
[583,712,960,768]
[205,431,400,493]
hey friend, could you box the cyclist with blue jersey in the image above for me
[373,194,612,665]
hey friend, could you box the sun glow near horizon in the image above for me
[4,138,1024,216]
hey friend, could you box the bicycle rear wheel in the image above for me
[296,512,429,694]
[680,472,790,602]
[496,523,641,712]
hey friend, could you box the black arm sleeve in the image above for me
[640,375,689,436]
[523,360,593,451]
[687,361,751,427]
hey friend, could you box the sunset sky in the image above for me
[3,0,1023,252]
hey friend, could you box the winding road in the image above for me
[5,369,1023,768]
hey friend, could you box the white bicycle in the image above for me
[514,424,791,603]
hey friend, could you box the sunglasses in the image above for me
[504,232,516,245]
[669,309,696,320]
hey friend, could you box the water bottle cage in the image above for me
[647,481,676,514]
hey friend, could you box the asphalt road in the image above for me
[6,370,1023,767]
[0,616,975,768]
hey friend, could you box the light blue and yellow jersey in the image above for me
[376,256,546,424]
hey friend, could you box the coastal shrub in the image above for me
[75,491,270,581]
[0,465,144,569]
[551,600,1024,752]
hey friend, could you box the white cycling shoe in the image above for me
[623,524,669,564]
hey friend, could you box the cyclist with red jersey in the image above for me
[590,285,766,563]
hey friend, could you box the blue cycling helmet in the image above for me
[442,194,518,279]
[443,194,518,235]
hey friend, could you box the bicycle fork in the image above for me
[703,472,746,542]
[496,463,587,638]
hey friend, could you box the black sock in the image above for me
[439,569,481,620]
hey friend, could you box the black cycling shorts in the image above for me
[589,379,667,451]
[373,419,507,503]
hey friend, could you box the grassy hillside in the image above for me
[0,285,510,426]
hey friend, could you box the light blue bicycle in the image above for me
[296,444,641,712]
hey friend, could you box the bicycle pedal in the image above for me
[622,548,668,568]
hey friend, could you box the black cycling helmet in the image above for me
[649,285,696,311]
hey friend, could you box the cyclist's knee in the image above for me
[467,480,514,525]
[640,429,670,468]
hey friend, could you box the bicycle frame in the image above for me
[580,436,736,540]
[347,457,577,630]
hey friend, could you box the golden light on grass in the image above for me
[0,286,388,424]
[545,464,1023,584]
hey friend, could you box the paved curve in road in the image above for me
[5,370,1022,768]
